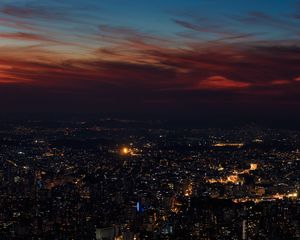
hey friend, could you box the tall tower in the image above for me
[242,220,247,240]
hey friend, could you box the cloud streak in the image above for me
[0,1,300,116]
[0,4,67,21]
[0,31,61,43]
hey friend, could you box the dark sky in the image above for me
[1,0,300,125]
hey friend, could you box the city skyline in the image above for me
[0,2,300,238]
[0,119,299,239]
[0,0,300,124]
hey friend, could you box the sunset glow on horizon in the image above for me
[0,0,300,120]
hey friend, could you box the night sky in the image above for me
[1,0,300,124]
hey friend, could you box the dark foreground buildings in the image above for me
[0,119,299,239]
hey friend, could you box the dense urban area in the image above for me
[0,119,299,239]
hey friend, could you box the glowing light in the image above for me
[184,183,193,197]
[208,174,241,184]
[218,166,224,171]
[122,147,129,155]
[227,175,239,183]
[207,163,258,184]
[212,143,244,148]
[120,146,140,156]
[250,163,258,171]
[272,193,284,200]
[287,192,298,199]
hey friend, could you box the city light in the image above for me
[122,147,129,155]
[208,163,258,184]
[250,163,258,171]
[184,183,193,197]
[212,143,245,148]
[0,120,299,239]
[1,0,299,238]
[287,192,298,199]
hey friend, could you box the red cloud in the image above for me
[1,19,300,114]
[197,76,250,89]
[271,80,290,85]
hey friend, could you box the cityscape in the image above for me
[1,0,300,239]
[0,119,299,239]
